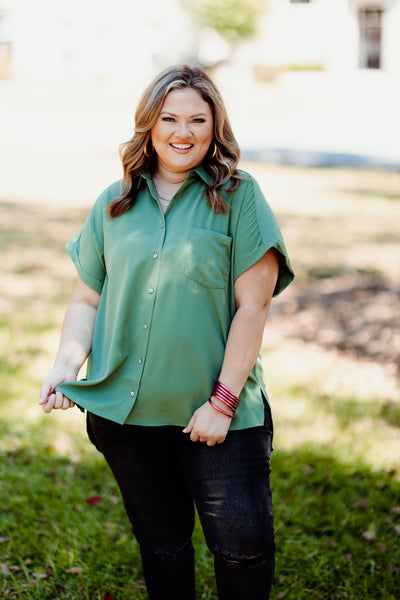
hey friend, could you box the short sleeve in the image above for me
[66,187,110,293]
[232,176,294,296]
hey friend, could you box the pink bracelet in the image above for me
[212,381,240,413]
[208,398,234,418]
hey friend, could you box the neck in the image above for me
[152,169,186,201]
[153,166,187,185]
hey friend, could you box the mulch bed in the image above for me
[269,275,400,376]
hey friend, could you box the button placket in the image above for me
[128,223,165,404]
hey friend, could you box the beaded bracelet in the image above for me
[211,381,240,415]
[208,398,234,418]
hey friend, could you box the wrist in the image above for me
[53,356,81,375]
[211,396,234,415]
[208,397,234,418]
[211,380,240,415]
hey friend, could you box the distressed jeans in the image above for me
[87,402,275,600]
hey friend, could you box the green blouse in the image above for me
[57,167,294,429]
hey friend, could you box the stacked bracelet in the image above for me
[208,380,240,418]
[208,398,234,418]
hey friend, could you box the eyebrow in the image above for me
[160,111,209,118]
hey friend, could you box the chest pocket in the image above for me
[184,227,232,289]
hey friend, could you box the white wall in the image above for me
[9,0,194,84]
[382,1,400,72]
[255,0,400,73]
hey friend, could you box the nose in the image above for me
[176,120,192,137]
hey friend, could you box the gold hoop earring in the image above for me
[144,139,154,158]
[210,142,217,159]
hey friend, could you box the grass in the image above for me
[263,342,400,599]
[1,164,400,599]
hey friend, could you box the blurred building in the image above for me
[256,0,400,74]
[0,0,399,82]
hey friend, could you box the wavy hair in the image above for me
[108,64,241,218]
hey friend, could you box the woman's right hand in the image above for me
[38,278,100,414]
[39,365,77,413]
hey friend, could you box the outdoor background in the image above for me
[1,1,399,599]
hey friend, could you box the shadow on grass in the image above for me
[271,445,400,600]
[1,416,399,600]
[0,414,216,600]
[269,275,400,375]
[0,419,147,600]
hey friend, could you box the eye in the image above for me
[193,118,206,124]
[161,116,175,122]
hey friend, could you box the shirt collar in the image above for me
[190,165,212,184]
[139,165,212,187]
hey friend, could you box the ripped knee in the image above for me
[141,539,193,560]
[213,547,268,568]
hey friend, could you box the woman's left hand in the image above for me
[183,401,232,446]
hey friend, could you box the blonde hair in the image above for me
[108,64,241,218]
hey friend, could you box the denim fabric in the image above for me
[87,402,275,600]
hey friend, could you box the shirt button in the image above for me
[143,323,148,330]
[138,358,143,365]
[130,391,135,397]
[153,252,158,259]
[149,288,154,294]
[160,224,165,229]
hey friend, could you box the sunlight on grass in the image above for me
[262,339,400,475]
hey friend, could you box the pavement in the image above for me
[0,69,399,205]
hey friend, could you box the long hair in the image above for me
[108,64,241,218]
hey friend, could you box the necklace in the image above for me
[155,190,172,215]
[153,181,173,203]
[152,175,183,202]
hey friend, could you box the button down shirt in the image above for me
[57,167,294,429]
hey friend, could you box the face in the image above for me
[151,88,214,181]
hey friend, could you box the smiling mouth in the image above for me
[170,143,194,150]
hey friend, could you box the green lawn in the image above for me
[1,165,399,599]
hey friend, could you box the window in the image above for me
[359,8,382,69]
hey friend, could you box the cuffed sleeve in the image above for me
[65,186,113,292]
[232,176,294,296]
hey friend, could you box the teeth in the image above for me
[171,144,192,149]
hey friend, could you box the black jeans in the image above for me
[87,404,275,600]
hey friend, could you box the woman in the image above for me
[39,64,294,600]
